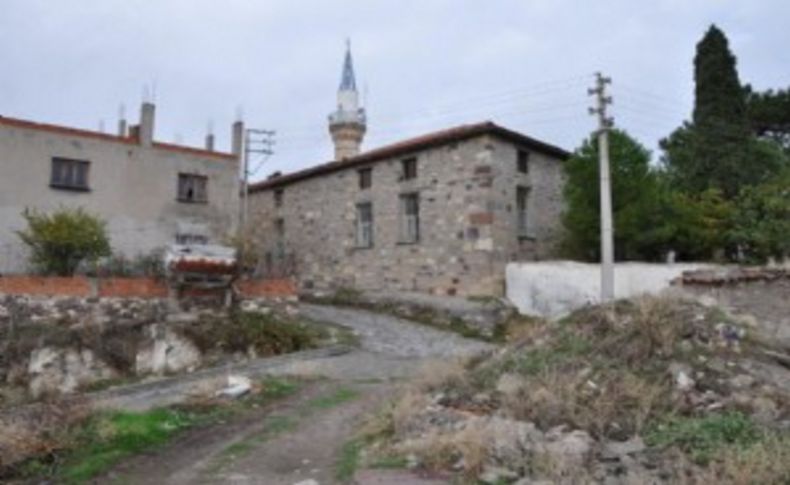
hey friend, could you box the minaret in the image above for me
[328,40,366,160]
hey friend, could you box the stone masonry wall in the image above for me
[249,134,565,296]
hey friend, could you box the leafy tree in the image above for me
[662,25,784,198]
[17,207,111,276]
[660,188,735,261]
[561,130,669,261]
[729,169,790,262]
[745,86,790,152]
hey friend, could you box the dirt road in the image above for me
[98,305,492,485]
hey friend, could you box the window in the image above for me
[274,217,285,255]
[355,203,374,248]
[517,150,530,174]
[516,186,530,238]
[401,157,417,180]
[399,193,420,243]
[358,168,372,189]
[177,174,208,203]
[50,157,90,190]
[274,189,284,207]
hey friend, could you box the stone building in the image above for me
[0,102,242,273]
[248,46,569,296]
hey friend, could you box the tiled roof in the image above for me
[0,115,236,161]
[249,121,570,192]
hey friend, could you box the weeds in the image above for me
[176,310,324,356]
[645,412,762,464]
[335,439,363,482]
[305,387,358,411]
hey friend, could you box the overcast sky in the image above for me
[1,1,788,181]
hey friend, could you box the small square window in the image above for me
[274,189,284,207]
[177,174,208,203]
[358,168,372,189]
[50,157,90,191]
[402,157,417,180]
[517,150,530,174]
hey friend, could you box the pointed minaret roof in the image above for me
[339,39,357,92]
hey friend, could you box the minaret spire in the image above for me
[339,38,357,92]
[328,39,367,160]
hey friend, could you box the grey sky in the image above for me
[1,1,788,181]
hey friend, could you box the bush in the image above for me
[177,311,323,356]
[16,207,111,276]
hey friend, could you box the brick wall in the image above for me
[0,275,296,299]
[0,275,92,297]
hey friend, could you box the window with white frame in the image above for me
[516,186,530,238]
[355,202,373,248]
[399,193,420,243]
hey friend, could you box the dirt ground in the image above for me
[92,305,490,484]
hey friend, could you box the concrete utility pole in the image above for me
[588,72,615,302]
[240,128,276,233]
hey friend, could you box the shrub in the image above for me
[16,207,111,276]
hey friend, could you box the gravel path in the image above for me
[300,304,493,359]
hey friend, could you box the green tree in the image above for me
[745,86,790,152]
[17,207,111,276]
[561,130,669,261]
[729,169,790,262]
[662,25,783,198]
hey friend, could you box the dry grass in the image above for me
[393,419,492,476]
[0,398,90,469]
[412,358,469,393]
[694,434,790,484]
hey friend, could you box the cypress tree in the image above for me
[663,25,783,198]
[691,25,751,198]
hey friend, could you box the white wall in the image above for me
[0,121,240,273]
[506,261,712,318]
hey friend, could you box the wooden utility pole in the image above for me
[589,72,615,302]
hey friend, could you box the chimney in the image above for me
[139,102,155,147]
[205,133,215,151]
[231,120,244,159]
[118,104,127,137]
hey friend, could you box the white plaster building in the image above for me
[0,102,242,273]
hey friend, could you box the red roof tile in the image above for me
[249,121,569,192]
[0,115,236,161]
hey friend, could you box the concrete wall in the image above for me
[249,133,565,296]
[506,261,711,318]
[0,121,240,273]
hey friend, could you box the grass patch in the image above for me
[7,377,302,483]
[305,387,359,411]
[335,439,362,482]
[61,408,198,483]
[369,455,409,469]
[645,412,762,464]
